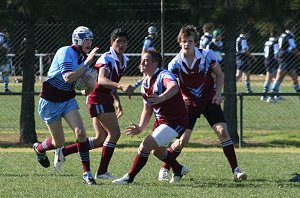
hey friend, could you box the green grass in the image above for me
[0,148,300,198]
[1,78,300,197]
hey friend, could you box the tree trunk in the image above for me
[19,14,37,144]
[223,0,239,143]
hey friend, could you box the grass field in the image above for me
[0,77,300,197]
[0,147,300,198]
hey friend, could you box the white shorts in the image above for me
[151,124,179,147]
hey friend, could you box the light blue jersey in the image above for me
[46,46,84,91]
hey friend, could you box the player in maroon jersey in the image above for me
[112,50,189,184]
[158,25,247,182]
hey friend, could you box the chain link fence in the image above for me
[1,19,300,143]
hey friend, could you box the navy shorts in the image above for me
[236,55,250,72]
[185,100,226,130]
[264,58,278,73]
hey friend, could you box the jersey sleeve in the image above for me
[143,39,152,49]
[167,58,180,77]
[95,55,112,73]
[206,50,218,68]
[57,47,75,74]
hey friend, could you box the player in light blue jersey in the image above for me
[236,31,256,93]
[261,31,279,101]
[33,26,99,185]
[199,22,213,49]
[267,22,300,103]
[0,29,13,92]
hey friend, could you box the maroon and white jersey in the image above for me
[141,69,187,127]
[87,47,129,105]
[168,47,218,102]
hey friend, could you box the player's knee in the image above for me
[152,149,164,158]
[75,127,87,142]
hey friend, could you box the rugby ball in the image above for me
[74,68,98,90]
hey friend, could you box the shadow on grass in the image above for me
[1,139,300,149]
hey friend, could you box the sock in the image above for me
[222,139,238,173]
[271,80,280,93]
[128,149,150,181]
[97,141,116,175]
[292,83,300,93]
[245,80,251,92]
[162,143,181,170]
[159,150,181,175]
[77,139,90,173]
[37,137,54,153]
[3,76,9,90]
[263,81,270,93]
[63,137,97,157]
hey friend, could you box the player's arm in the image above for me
[212,62,224,105]
[63,47,99,83]
[111,90,123,118]
[98,67,134,96]
[125,103,153,137]
[148,80,179,105]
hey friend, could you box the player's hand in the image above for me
[148,93,162,105]
[125,123,142,137]
[212,92,222,105]
[85,47,99,65]
[121,84,134,99]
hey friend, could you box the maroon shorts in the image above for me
[87,103,115,118]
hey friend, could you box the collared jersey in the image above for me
[40,45,85,102]
[141,69,187,127]
[278,30,296,52]
[264,37,279,59]
[199,32,212,49]
[168,47,218,102]
[87,47,129,105]
[143,35,155,51]
[236,34,249,54]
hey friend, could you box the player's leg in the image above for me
[288,68,300,94]
[64,108,96,185]
[244,70,252,93]
[158,106,198,180]
[95,111,121,179]
[205,105,247,181]
[268,64,286,102]
[34,98,67,168]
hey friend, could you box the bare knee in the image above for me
[213,123,230,142]
[75,127,87,142]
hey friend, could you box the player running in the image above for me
[33,26,99,185]
[54,28,134,180]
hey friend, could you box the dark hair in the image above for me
[202,22,214,32]
[110,28,129,41]
[144,50,162,68]
[177,25,199,43]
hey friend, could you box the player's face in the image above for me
[111,36,128,55]
[180,36,195,54]
[81,39,93,54]
[140,53,155,75]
